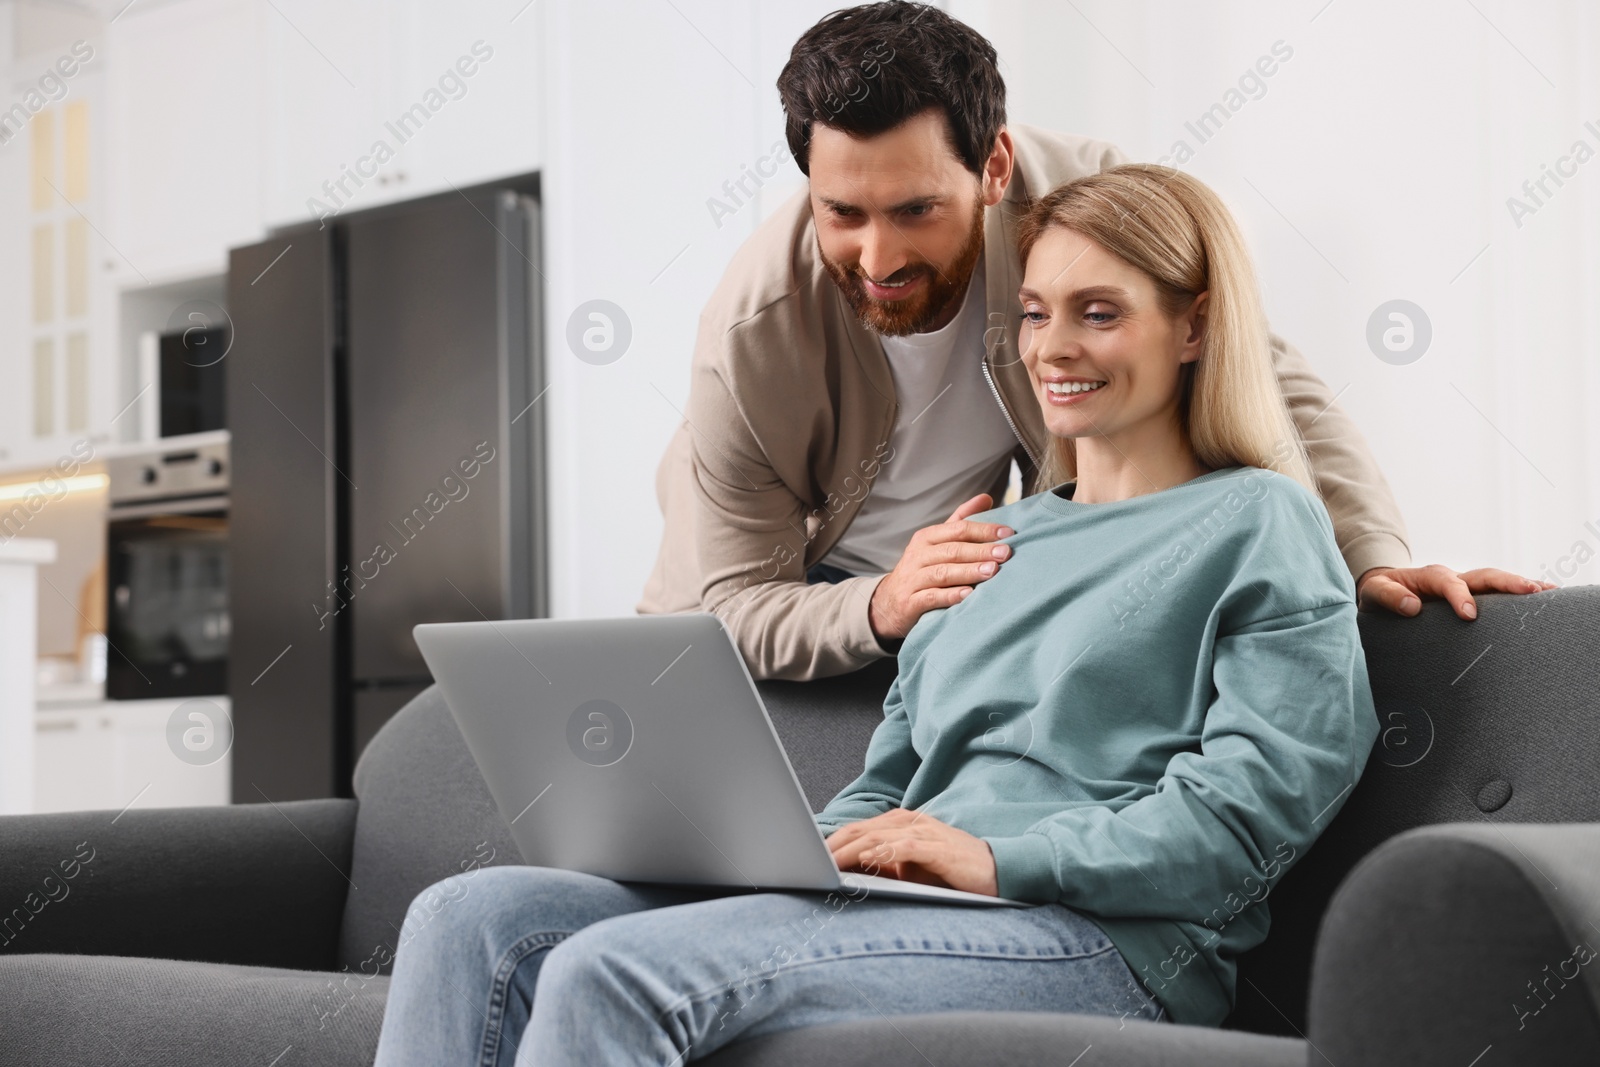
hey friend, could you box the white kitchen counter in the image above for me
[0,538,57,814]
[0,539,57,565]
[36,681,107,706]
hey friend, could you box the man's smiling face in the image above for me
[809,107,1003,336]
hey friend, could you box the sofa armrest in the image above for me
[0,799,356,971]
[1309,823,1600,1065]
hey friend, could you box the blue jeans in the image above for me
[371,865,1163,1066]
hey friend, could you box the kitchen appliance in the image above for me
[225,177,545,802]
[105,440,230,700]
[159,325,228,436]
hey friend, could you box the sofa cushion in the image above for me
[0,954,387,1067]
[695,1009,1305,1066]
[0,956,1303,1067]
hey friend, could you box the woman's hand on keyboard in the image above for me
[825,807,999,897]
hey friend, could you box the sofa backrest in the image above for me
[340,588,1600,1039]
[338,685,524,972]
[1232,586,1600,1035]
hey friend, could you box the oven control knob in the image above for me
[140,466,157,484]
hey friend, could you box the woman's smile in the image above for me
[1039,377,1108,406]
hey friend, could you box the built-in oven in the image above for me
[105,441,229,700]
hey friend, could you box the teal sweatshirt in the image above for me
[814,465,1379,1026]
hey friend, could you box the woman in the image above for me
[372,164,1379,1064]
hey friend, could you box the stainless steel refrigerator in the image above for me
[225,179,546,802]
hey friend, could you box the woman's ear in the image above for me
[1178,291,1209,364]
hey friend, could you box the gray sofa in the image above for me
[2,587,1597,1065]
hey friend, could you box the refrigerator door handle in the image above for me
[495,191,547,621]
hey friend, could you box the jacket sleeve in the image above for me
[685,313,894,682]
[813,676,919,833]
[1269,331,1412,580]
[983,590,1380,914]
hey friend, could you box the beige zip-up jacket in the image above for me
[637,123,1411,681]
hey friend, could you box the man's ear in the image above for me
[1178,291,1209,363]
[982,126,1015,207]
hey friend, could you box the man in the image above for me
[638,0,1549,681]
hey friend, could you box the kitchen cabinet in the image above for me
[380,1,543,202]
[0,92,24,468]
[260,0,542,230]
[33,707,118,813]
[34,694,231,814]
[105,0,266,282]
[85,0,544,249]
[258,0,391,228]
[0,24,115,468]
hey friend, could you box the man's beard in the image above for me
[819,194,987,337]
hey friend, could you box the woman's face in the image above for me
[1017,228,1205,446]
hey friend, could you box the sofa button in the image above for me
[1476,779,1513,813]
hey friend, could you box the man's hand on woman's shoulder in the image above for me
[1356,564,1557,621]
[868,494,1015,641]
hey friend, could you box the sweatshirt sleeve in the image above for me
[984,595,1379,913]
[813,676,920,836]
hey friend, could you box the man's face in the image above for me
[809,108,995,336]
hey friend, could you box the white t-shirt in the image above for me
[820,259,1019,576]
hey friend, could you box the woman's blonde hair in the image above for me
[1015,163,1316,495]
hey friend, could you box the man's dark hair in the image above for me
[776,1,1007,179]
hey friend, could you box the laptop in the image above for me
[413,613,1024,908]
